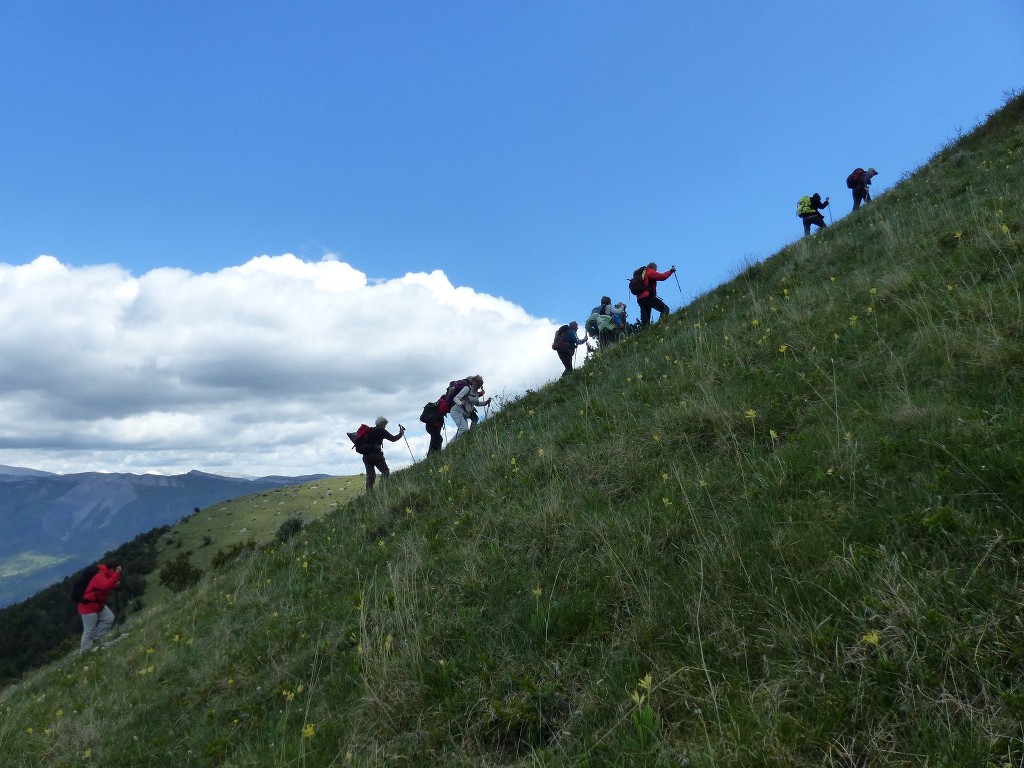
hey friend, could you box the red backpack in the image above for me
[346,423,372,453]
[846,168,865,189]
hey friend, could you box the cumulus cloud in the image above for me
[0,254,564,476]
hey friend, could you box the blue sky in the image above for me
[0,2,1022,476]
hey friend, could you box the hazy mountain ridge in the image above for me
[0,468,332,607]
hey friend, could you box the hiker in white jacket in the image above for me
[450,375,490,440]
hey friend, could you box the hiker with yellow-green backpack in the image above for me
[797,192,829,237]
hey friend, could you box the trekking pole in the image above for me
[400,426,416,462]
[826,196,834,225]
[673,268,683,300]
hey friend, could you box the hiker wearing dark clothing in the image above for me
[78,562,122,652]
[450,375,490,440]
[848,167,878,211]
[361,416,405,490]
[552,321,588,377]
[635,263,676,327]
[423,410,444,454]
[797,193,829,236]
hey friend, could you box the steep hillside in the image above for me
[2,94,1022,767]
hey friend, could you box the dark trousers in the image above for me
[638,296,669,326]
[426,423,443,454]
[802,213,826,236]
[362,451,389,490]
[556,348,574,377]
[852,187,870,210]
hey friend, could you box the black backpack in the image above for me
[419,401,439,423]
[846,168,865,189]
[71,565,100,604]
[628,267,647,296]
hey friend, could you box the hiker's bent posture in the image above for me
[797,192,829,236]
[78,562,123,652]
[449,375,490,440]
[586,296,628,349]
[361,417,405,490]
[848,167,878,211]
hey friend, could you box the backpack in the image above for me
[552,325,569,350]
[419,401,439,424]
[584,313,600,338]
[71,565,100,604]
[796,195,814,217]
[346,423,373,453]
[846,168,865,189]
[440,379,470,411]
[628,267,647,296]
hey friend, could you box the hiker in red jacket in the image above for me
[636,263,676,327]
[78,562,123,652]
[360,416,405,490]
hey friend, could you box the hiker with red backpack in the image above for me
[352,416,405,490]
[630,263,676,327]
[77,561,122,652]
[552,321,588,377]
[448,375,490,440]
[848,167,878,211]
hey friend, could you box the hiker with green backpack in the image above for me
[349,416,406,490]
[585,297,628,350]
[797,193,829,236]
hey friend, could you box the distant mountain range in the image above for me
[0,466,331,607]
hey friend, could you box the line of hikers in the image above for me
[347,376,491,489]
[351,168,877,483]
[798,166,878,237]
[553,262,678,376]
[354,258,681,483]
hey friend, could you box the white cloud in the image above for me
[0,254,564,476]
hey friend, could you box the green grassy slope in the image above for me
[2,94,1022,767]
[142,476,365,604]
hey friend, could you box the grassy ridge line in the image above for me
[1,94,1022,766]
[142,475,365,603]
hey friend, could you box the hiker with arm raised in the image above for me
[449,375,490,440]
[77,562,123,652]
[632,262,676,327]
[552,321,587,377]
[359,416,405,490]
[797,193,829,236]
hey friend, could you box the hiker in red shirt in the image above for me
[636,262,676,327]
[78,562,123,652]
